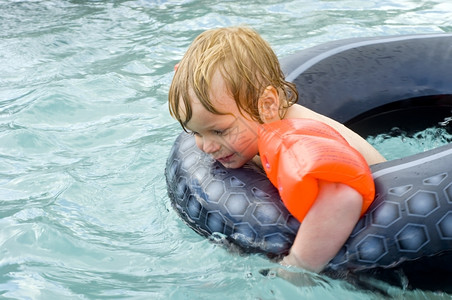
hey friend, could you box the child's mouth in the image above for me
[217,153,234,164]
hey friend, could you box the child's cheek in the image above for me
[194,136,203,151]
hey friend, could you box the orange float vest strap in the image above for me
[258,118,375,222]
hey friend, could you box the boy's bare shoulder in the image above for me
[283,103,311,119]
[284,104,331,124]
[284,104,386,165]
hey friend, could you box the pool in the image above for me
[1,1,451,299]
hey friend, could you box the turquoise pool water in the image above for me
[1,1,452,299]
[368,126,452,160]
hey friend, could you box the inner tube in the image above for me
[165,33,452,291]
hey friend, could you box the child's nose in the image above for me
[196,136,220,154]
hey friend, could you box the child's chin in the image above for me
[220,160,244,169]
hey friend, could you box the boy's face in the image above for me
[182,71,260,169]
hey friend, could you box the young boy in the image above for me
[168,26,386,273]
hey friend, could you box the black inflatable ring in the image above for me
[165,33,452,290]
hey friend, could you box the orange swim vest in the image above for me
[258,118,375,222]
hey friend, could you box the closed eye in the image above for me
[213,130,225,136]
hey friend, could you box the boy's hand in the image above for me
[285,181,363,272]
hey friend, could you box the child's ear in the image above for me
[258,86,280,123]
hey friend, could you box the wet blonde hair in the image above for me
[168,26,298,130]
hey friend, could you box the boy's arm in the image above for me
[282,180,362,273]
